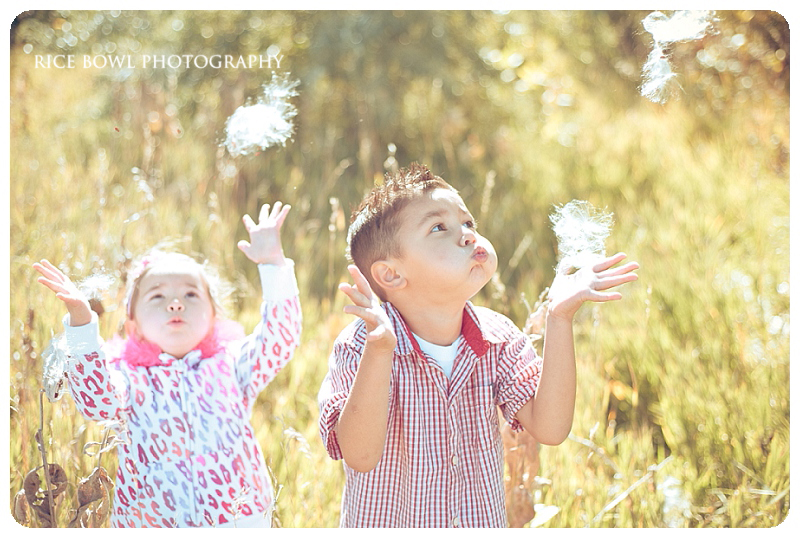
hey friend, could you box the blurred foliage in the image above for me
[9,10,789,527]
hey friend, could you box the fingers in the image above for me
[598,261,639,278]
[586,290,623,302]
[259,203,272,222]
[241,213,256,232]
[591,252,629,272]
[342,304,387,329]
[274,203,291,227]
[338,282,372,308]
[592,272,638,292]
[268,201,282,220]
[36,276,66,295]
[34,260,71,291]
[346,265,375,301]
[33,259,64,281]
[265,201,291,228]
[339,266,378,308]
[245,201,291,229]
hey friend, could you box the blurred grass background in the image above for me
[8,10,789,528]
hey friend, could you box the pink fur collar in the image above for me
[106,319,246,368]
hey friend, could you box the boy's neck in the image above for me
[389,298,466,346]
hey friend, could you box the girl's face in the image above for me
[128,263,215,359]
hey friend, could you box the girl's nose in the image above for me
[168,299,184,312]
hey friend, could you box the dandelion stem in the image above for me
[37,389,58,528]
[587,455,672,527]
[567,433,620,475]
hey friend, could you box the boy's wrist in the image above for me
[363,339,396,358]
[545,308,576,326]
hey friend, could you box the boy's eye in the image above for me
[464,220,476,229]
[186,291,198,298]
[431,223,446,232]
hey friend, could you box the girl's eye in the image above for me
[431,223,446,232]
[464,220,476,229]
[186,291,198,298]
[149,293,163,301]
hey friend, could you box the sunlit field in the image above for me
[8,10,789,528]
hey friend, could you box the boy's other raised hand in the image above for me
[33,259,93,327]
[547,252,639,322]
[238,201,291,266]
[339,265,397,354]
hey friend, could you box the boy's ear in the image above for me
[370,260,407,294]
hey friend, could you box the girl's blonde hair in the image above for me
[125,250,233,320]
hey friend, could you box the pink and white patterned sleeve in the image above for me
[62,313,128,422]
[236,260,302,409]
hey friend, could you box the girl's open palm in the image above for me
[547,252,639,321]
[238,201,291,265]
[339,265,397,353]
[33,259,92,326]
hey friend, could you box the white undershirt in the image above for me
[412,333,461,379]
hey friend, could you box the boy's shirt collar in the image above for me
[382,301,496,358]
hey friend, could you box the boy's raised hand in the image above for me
[339,265,397,354]
[238,201,291,266]
[547,252,639,322]
[33,259,93,327]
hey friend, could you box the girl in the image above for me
[32,202,301,528]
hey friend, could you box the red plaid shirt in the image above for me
[318,302,542,527]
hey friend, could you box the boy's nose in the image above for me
[168,299,184,312]
[460,227,477,246]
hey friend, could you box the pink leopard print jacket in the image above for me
[62,263,301,527]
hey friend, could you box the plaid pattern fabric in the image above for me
[319,302,542,527]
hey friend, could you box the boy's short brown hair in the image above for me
[346,163,456,301]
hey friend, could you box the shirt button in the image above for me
[451,455,459,466]
[452,516,461,527]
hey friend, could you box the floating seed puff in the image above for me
[640,10,717,104]
[223,73,299,156]
[549,200,614,273]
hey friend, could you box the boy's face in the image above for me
[128,263,216,358]
[386,188,497,304]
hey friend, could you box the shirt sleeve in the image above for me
[62,312,128,422]
[317,330,363,460]
[495,331,543,432]
[235,260,302,410]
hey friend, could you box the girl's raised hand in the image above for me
[546,252,639,322]
[238,201,291,266]
[33,259,93,327]
[339,265,397,354]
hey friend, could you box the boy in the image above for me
[318,163,638,527]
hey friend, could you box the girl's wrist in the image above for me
[67,302,93,326]
[263,257,287,266]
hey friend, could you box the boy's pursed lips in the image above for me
[472,246,489,262]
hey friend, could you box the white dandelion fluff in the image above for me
[640,10,717,104]
[42,335,70,402]
[78,272,115,300]
[550,200,614,272]
[223,73,299,156]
